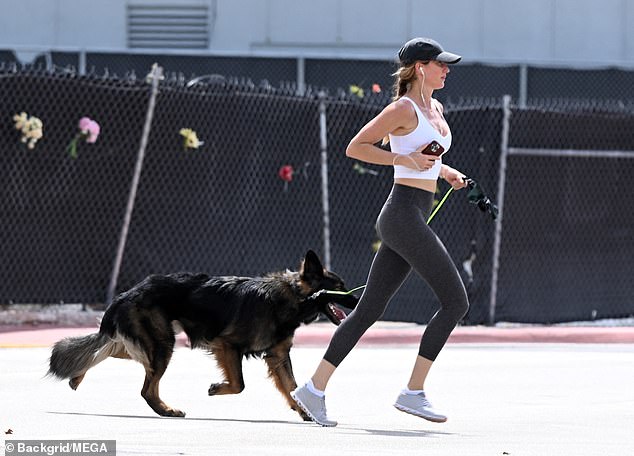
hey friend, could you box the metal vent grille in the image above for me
[127,4,209,49]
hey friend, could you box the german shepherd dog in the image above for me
[48,251,357,420]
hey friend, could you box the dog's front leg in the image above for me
[208,342,245,395]
[264,338,311,421]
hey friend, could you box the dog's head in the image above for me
[298,250,359,325]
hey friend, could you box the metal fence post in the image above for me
[488,94,512,325]
[296,56,306,96]
[519,64,528,109]
[79,49,86,76]
[44,51,53,71]
[106,64,163,306]
[318,91,332,270]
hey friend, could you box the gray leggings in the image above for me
[324,184,469,365]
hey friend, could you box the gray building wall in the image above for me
[1,0,634,67]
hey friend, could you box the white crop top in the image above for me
[389,96,452,180]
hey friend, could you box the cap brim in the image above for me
[436,51,461,64]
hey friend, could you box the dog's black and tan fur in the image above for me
[48,251,357,419]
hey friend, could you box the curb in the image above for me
[291,325,634,346]
[1,324,633,348]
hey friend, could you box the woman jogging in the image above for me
[292,37,469,426]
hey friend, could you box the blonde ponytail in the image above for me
[382,63,418,145]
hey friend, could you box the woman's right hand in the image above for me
[395,145,439,171]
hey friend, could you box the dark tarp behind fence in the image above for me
[1,68,633,324]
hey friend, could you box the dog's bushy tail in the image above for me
[48,332,111,381]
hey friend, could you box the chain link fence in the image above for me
[1,62,633,325]
[497,108,634,323]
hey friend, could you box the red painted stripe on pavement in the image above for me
[1,325,633,348]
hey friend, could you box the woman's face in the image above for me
[418,60,450,89]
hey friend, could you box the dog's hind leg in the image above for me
[264,338,310,421]
[208,341,245,396]
[138,340,185,418]
[69,373,86,390]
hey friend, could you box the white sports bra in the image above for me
[389,96,452,180]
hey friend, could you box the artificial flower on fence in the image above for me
[179,128,203,150]
[278,165,293,182]
[349,83,381,99]
[13,112,43,149]
[67,117,100,159]
[278,162,310,192]
[278,165,294,192]
[349,84,364,99]
[352,162,379,176]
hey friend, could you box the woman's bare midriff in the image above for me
[394,178,437,193]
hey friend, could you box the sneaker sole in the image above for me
[290,391,337,427]
[393,403,448,423]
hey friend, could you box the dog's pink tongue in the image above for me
[329,303,347,321]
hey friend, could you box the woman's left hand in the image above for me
[442,166,468,189]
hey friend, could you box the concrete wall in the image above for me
[1,0,633,67]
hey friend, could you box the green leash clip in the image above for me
[322,285,367,296]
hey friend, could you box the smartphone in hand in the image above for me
[422,140,445,157]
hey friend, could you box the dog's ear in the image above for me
[300,250,324,279]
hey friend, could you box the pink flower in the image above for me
[79,117,100,143]
[86,121,100,143]
[67,116,101,158]
[78,117,92,131]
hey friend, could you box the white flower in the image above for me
[13,112,44,149]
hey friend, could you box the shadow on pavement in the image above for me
[46,410,304,425]
[341,427,455,438]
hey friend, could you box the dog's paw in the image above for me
[160,408,186,418]
[68,373,86,390]
[208,382,243,395]
[291,404,311,421]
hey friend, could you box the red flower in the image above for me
[278,165,294,182]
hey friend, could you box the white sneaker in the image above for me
[393,391,448,423]
[291,384,337,427]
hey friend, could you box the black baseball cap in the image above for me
[398,37,461,65]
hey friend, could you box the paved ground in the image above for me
[1,338,633,455]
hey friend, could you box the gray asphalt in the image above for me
[2,344,633,456]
